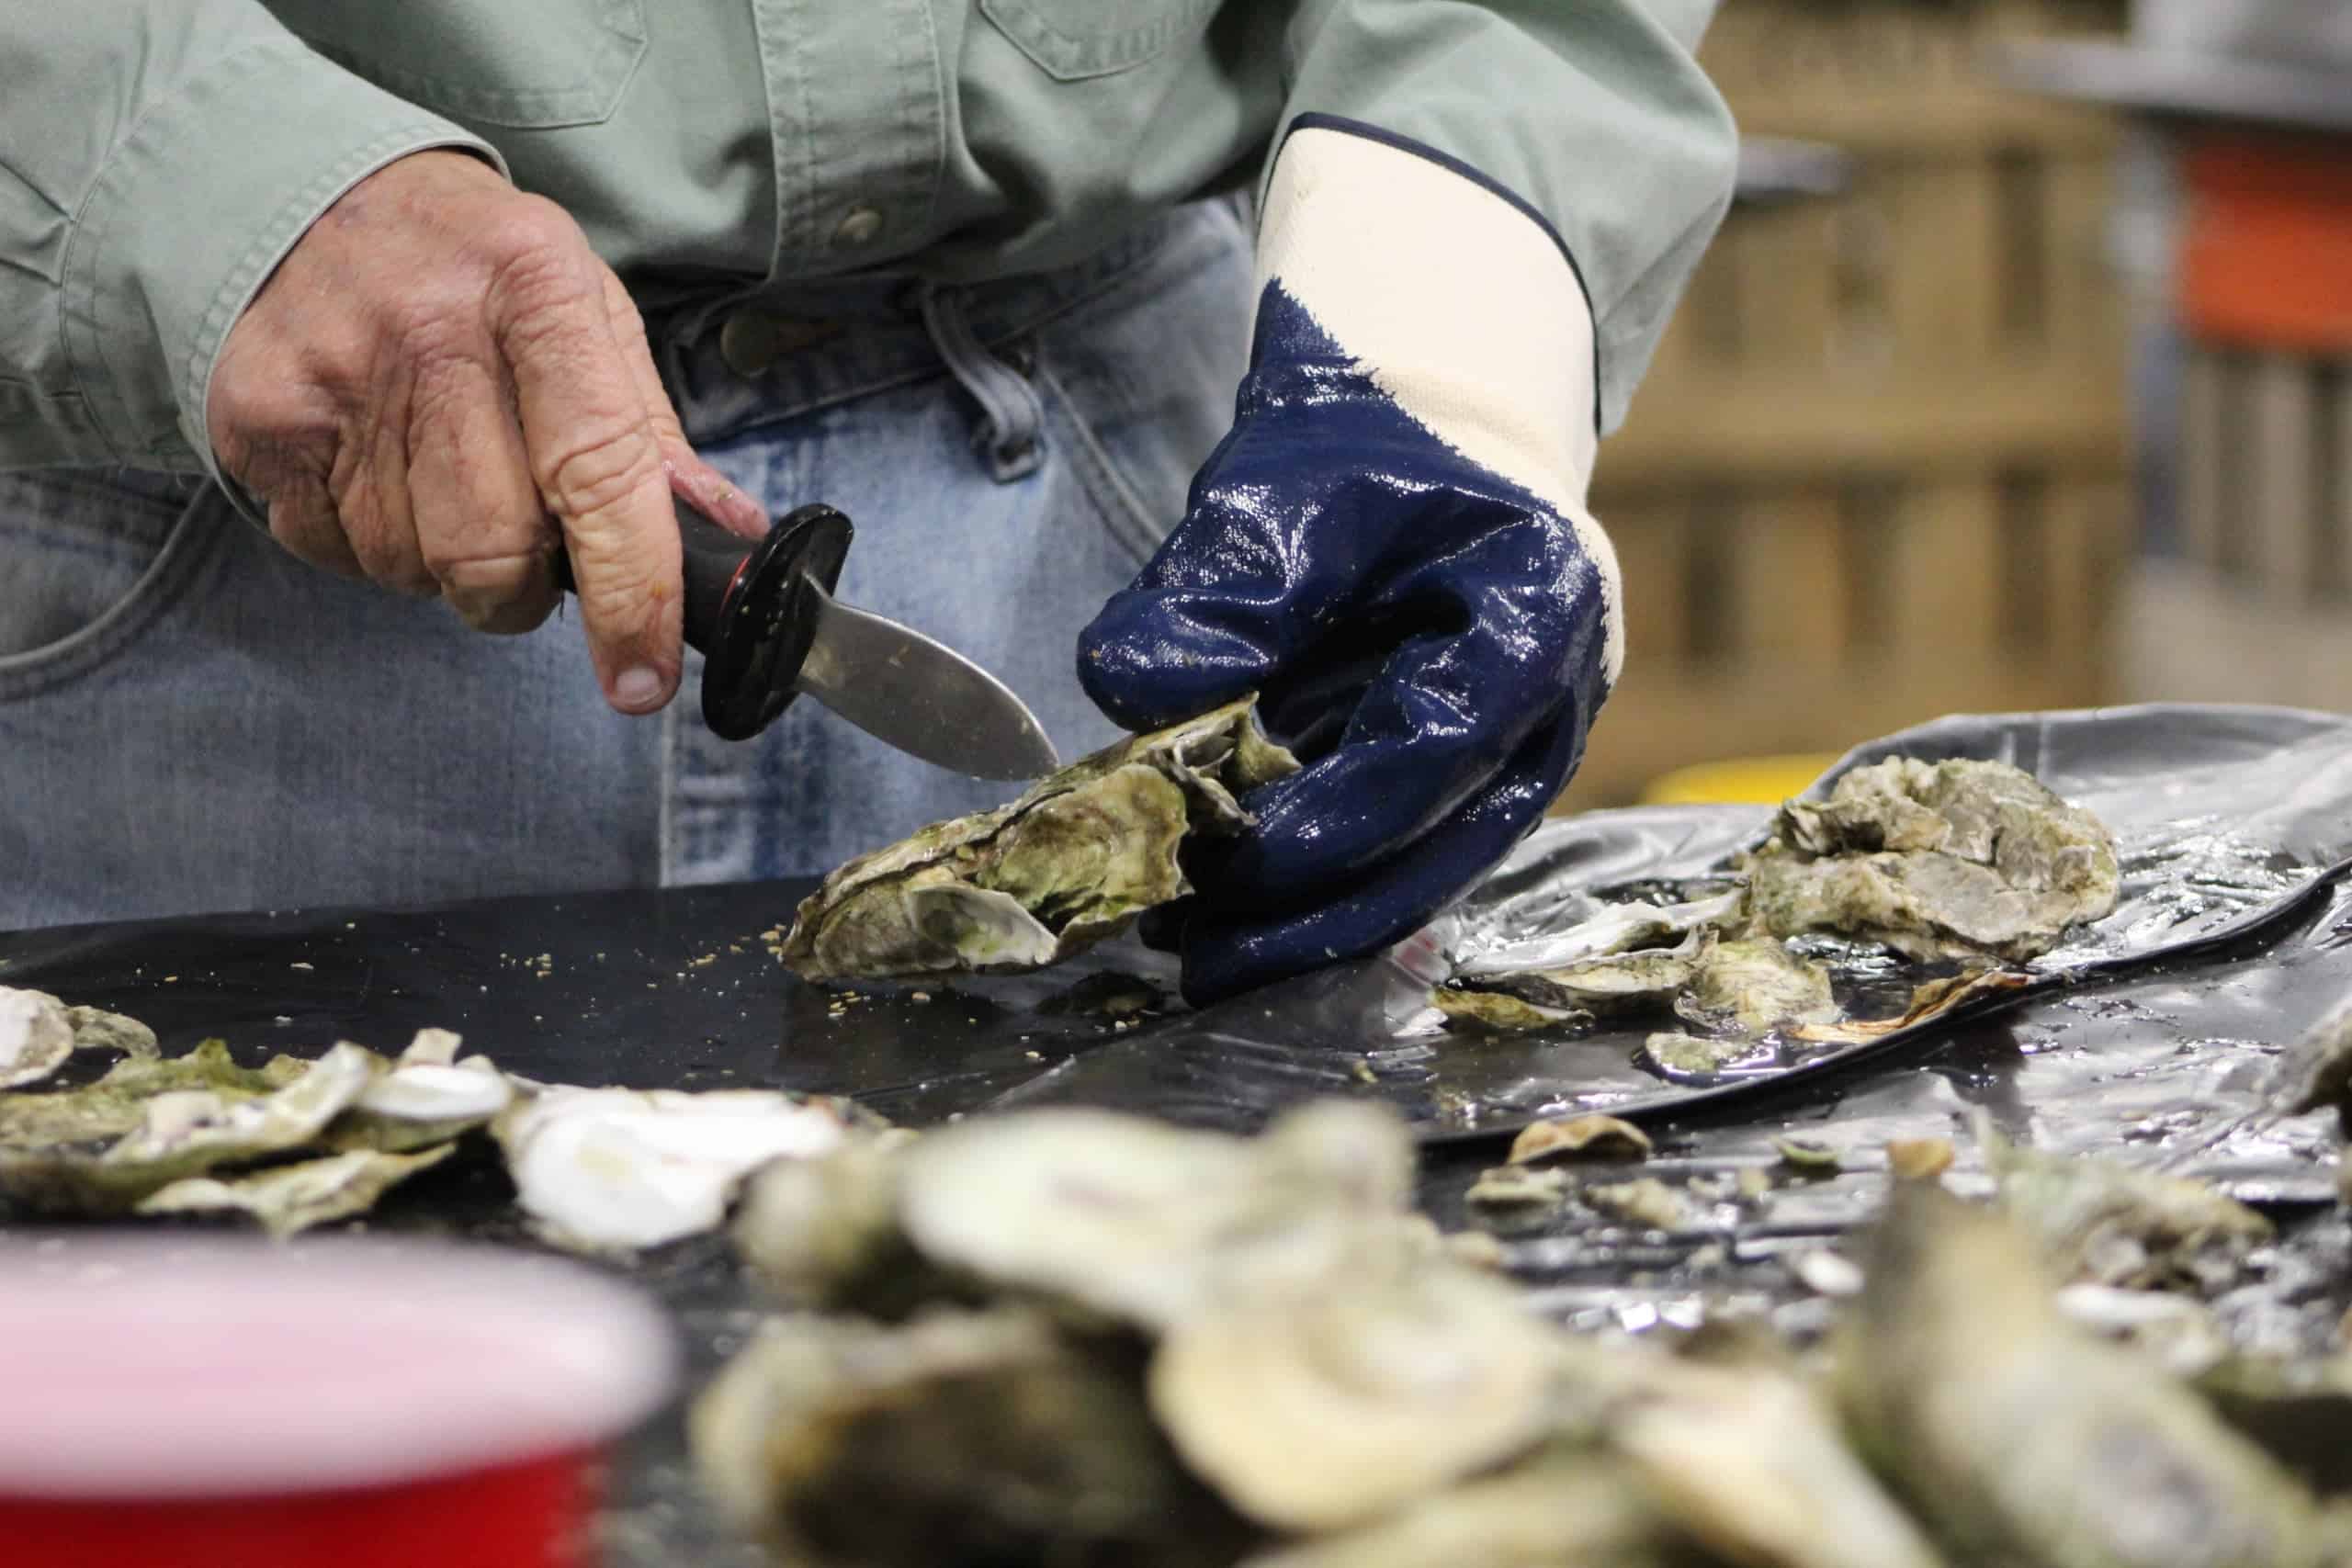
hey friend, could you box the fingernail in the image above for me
[613,665,667,712]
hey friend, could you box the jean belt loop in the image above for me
[915,280,1045,483]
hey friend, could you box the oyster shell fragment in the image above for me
[493,1086,880,1254]
[0,987,156,1089]
[780,696,1297,984]
[1744,758,2120,963]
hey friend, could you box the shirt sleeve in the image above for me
[1272,0,1737,434]
[0,0,506,486]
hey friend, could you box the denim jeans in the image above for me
[0,199,1252,930]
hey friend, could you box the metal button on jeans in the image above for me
[718,310,783,377]
[832,207,884,248]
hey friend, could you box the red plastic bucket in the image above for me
[0,1233,677,1568]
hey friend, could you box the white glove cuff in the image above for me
[1257,117,1622,684]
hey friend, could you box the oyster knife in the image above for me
[556,502,1061,781]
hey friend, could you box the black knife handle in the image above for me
[550,501,854,740]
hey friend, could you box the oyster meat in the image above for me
[493,1086,881,1254]
[1835,1183,2327,1568]
[136,1145,456,1237]
[0,986,156,1089]
[780,696,1297,984]
[1744,758,2120,963]
[691,1306,1245,1568]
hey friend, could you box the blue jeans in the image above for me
[0,199,1252,930]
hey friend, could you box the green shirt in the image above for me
[0,0,1735,489]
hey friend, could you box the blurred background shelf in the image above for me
[1566,0,2136,811]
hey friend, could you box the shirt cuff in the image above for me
[62,37,510,521]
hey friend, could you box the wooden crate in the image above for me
[1566,0,2133,810]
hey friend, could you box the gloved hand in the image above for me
[1080,117,1623,1006]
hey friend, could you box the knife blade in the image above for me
[554,502,1061,781]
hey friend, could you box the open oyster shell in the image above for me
[1743,758,2119,963]
[780,696,1298,984]
[732,1131,942,1317]
[691,1306,1246,1568]
[1147,1254,1564,1532]
[891,1101,1418,1332]
[1450,931,1713,1021]
[1834,1182,2326,1568]
[0,986,156,1089]
[0,1043,374,1215]
[1673,937,1837,1034]
[326,1028,514,1153]
[136,1144,456,1237]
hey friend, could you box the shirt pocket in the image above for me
[978,0,1220,81]
[262,0,648,129]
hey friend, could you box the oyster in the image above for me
[1232,1450,1683,1568]
[1744,758,2119,963]
[1789,968,2030,1045]
[2263,987,2352,1132]
[1883,1137,1954,1182]
[0,1043,375,1214]
[1673,937,1837,1034]
[780,696,1297,984]
[0,987,156,1089]
[1638,1032,1770,1080]
[892,1101,1419,1332]
[732,1132,945,1317]
[1834,1183,2327,1568]
[1978,1114,2271,1292]
[1430,987,1584,1034]
[1147,1254,1564,1531]
[691,1306,1244,1568]
[1507,1113,1651,1165]
[1464,1166,1570,1209]
[493,1086,880,1254]
[1608,1359,1946,1568]
[1449,931,1713,1021]
[328,1028,514,1152]
[136,1145,455,1237]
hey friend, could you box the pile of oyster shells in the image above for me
[695,1094,2352,1568]
[0,987,875,1250]
[1433,755,2122,1075]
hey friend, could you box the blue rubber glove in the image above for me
[1080,116,1623,1006]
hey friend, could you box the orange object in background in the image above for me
[2178,129,2352,354]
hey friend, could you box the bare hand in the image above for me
[206,150,765,714]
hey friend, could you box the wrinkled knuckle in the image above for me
[538,425,661,523]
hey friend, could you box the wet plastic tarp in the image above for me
[991,704,2352,1193]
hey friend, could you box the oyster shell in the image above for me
[691,1306,1244,1568]
[2263,987,2352,1132]
[1430,987,1584,1034]
[0,987,156,1089]
[1464,1166,1570,1209]
[1231,1450,1683,1568]
[1449,931,1713,1021]
[0,1043,375,1214]
[1583,1178,1691,1232]
[1147,1254,1564,1531]
[1978,1113,2271,1292]
[326,1028,513,1152]
[1744,758,2120,963]
[732,1131,944,1317]
[1672,936,1837,1033]
[493,1086,880,1254]
[780,696,1298,984]
[1608,1359,1946,1568]
[1507,1113,1651,1165]
[136,1145,455,1237]
[893,1101,1418,1332]
[1638,1032,1768,1080]
[1834,1182,2327,1568]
